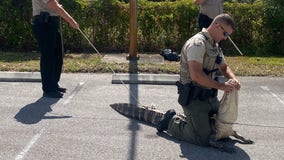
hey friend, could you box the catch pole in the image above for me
[227,36,243,56]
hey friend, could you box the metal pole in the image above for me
[127,0,139,60]
[227,36,243,56]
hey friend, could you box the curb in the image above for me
[0,72,228,84]
[112,73,228,85]
[112,73,179,85]
[0,72,41,82]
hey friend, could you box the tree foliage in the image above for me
[0,0,283,56]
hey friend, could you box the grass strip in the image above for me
[0,52,283,76]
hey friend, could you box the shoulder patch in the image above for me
[193,39,204,47]
[192,33,206,47]
[194,41,202,46]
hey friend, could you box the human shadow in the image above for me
[157,132,251,160]
[14,97,71,124]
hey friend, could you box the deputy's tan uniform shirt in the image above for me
[180,28,226,86]
[200,0,223,19]
[32,0,58,16]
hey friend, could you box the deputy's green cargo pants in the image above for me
[167,97,219,146]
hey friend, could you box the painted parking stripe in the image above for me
[63,81,85,105]
[14,82,85,160]
[15,126,46,160]
[261,86,284,105]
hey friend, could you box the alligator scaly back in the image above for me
[110,103,165,126]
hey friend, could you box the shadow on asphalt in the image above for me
[14,97,71,124]
[157,132,251,160]
[122,116,251,160]
[128,59,140,160]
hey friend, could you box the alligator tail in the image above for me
[110,103,164,126]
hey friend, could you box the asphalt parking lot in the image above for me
[0,73,283,160]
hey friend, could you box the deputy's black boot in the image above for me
[157,109,176,132]
[43,91,63,98]
[57,87,67,93]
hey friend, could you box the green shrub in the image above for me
[0,0,283,56]
[262,0,284,55]
[224,1,267,55]
[0,0,34,51]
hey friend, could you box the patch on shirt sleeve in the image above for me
[193,40,203,46]
[187,41,206,63]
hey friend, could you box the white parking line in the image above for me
[14,82,85,160]
[15,127,46,160]
[261,86,284,105]
[63,82,85,105]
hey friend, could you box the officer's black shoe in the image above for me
[43,91,63,98]
[57,87,67,93]
[157,109,176,132]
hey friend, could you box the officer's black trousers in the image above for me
[198,13,213,30]
[32,17,63,92]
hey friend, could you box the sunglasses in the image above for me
[219,24,230,37]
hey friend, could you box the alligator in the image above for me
[110,103,165,126]
[110,100,253,153]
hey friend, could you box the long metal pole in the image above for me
[78,28,141,105]
[127,0,139,60]
[227,36,243,56]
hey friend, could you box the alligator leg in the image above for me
[232,131,254,144]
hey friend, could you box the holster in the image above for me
[176,81,193,106]
[176,81,218,106]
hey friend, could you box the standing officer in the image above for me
[157,14,240,149]
[32,0,79,98]
[194,0,223,30]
